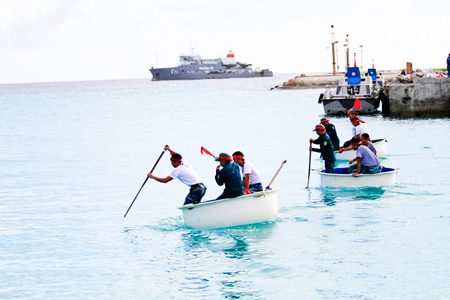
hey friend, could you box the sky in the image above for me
[1,0,449,84]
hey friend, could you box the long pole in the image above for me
[331,25,336,75]
[124,148,166,218]
[307,141,312,188]
[265,160,287,191]
[360,45,364,71]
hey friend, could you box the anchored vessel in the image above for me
[150,50,273,81]
[178,189,279,230]
[318,67,385,115]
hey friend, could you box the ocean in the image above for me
[1,75,449,299]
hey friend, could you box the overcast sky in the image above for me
[1,0,449,84]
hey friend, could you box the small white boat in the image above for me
[178,189,279,230]
[335,138,387,160]
[318,167,397,188]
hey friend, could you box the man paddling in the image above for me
[310,124,336,173]
[147,145,206,205]
[320,118,340,150]
[232,151,263,194]
[339,117,371,152]
[348,137,381,176]
[215,153,245,200]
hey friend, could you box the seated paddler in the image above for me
[215,153,245,200]
[347,137,382,177]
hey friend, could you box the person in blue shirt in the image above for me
[447,54,450,76]
[215,153,245,200]
[310,124,336,173]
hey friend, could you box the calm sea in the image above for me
[1,75,449,299]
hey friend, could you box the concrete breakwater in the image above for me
[277,71,399,89]
[385,78,450,117]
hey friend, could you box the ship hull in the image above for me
[150,67,273,81]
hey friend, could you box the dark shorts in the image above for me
[184,183,207,205]
[348,163,381,174]
[248,183,263,193]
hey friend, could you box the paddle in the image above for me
[265,160,287,191]
[307,141,312,188]
[123,148,167,218]
[200,146,216,159]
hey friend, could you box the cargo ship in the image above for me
[149,50,273,81]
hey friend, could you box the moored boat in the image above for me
[318,67,384,115]
[318,167,397,188]
[335,138,387,160]
[178,189,279,230]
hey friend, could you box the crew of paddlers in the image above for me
[146,145,263,205]
[309,106,381,177]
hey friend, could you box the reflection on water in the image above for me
[179,223,277,299]
[309,187,386,206]
[181,222,277,259]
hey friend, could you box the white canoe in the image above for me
[335,138,387,160]
[318,167,397,188]
[178,189,279,230]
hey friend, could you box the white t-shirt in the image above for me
[169,159,202,186]
[353,123,370,137]
[240,161,262,185]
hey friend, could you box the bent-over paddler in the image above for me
[147,145,206,205]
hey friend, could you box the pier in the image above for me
[278,71,398,89]
[384,78,450,117]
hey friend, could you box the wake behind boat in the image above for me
[150,50,273,81]
[178,189,279,230]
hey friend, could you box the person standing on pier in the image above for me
[215,153,245,200]
[320,118,340,150]
[447,53,450,75]
[310,124,336,173]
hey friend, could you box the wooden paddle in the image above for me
[307,141,312,188]
[265,160,287,191]
[124,148,167,218]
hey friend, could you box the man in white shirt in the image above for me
[232,151,263,194]
[147,145,206,205]
[340,117,371,153]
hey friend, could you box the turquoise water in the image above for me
[1,76,449,299]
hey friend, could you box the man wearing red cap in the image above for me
[215,153,245,200]
[320,118,340,150]
[147,145,206,205]
[348,137,381,176]
[340,116,371,152]
[232,151,263,194]
[310,124,336,173]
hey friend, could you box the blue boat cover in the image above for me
[320,167,395,174]
[368,68,377,81]
[347,67,361,85]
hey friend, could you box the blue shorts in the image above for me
[248,183,263,193]
[184,183,206,205]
